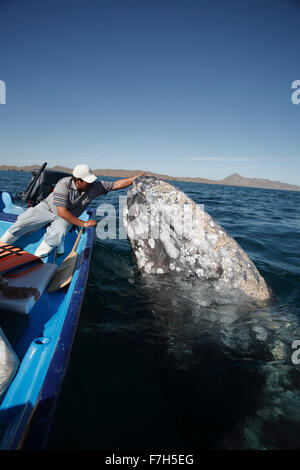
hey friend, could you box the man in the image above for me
[0,164,145,257]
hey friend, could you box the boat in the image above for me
[0,163,95,449]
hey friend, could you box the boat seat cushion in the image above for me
[0,263,57,314]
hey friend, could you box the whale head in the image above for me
[124,175,272,305]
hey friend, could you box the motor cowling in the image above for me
[23,168,72,207]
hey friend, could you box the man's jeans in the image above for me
[7,201,71,248]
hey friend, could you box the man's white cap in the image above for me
[73,164,97,183]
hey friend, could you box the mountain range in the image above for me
[0,165,299,192]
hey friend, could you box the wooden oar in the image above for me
[48,228,83,293]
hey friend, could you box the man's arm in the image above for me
[56,207,97,227]
[111,173,145,191]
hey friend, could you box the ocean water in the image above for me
[1,171,300,450]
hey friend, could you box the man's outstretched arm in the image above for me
[111,173,146,191]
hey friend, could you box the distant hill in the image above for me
[218,173,300,192]
[0,165,299,192]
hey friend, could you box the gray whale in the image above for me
[122,176,300,449]
[124,175,272,304]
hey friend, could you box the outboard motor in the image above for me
[21,162,72,207]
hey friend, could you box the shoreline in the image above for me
[0,165,299,192]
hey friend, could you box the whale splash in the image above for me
[123,175,272,305]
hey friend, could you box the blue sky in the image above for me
[0,0,300,184]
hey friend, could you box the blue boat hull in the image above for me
[0,191,95,449]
